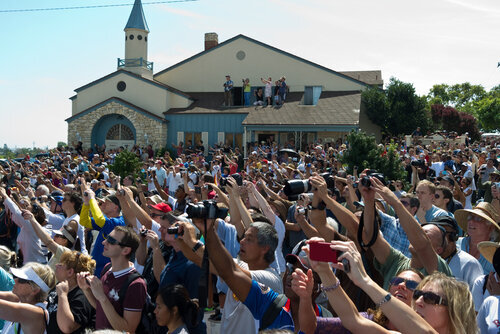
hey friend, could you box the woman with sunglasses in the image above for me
[0,262,56,334]
[292,239,477,334]
[46,250,96,333]
[455,202,500,274]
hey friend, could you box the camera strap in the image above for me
[357,207,380,249]
[198,218,209,309]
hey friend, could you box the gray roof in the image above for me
[125,0,149,32]
[165,91,362,126]
[339,71,383,86]
[242,91,361,126]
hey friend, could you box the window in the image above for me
[117,81,126,92]
[129,34,134,40]
[106,124,134,140]
[138,35,143,40]
[303,86,322,105]
[225,133,243,149]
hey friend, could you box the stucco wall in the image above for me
[73,72,175,117]
[154,37,367,93]
[67,101,167,149]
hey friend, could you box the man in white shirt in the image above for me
[154,160,167,189]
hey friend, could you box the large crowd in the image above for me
[0,132,499,334]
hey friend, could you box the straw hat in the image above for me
[478,241,500,264]
[455,202,500,232]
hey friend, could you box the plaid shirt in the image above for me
[378,210,411,258]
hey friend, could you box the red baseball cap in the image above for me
[149,202,172,213]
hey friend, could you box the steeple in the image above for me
[118,0,153,78]
[125,0,149,32]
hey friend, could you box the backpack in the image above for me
[102,263,166,334]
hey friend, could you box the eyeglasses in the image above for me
[389,277,419,291]
[434,194,440,199]
[13,276,31,285]
[412,289,448,306]
[467,215,484,222]
[106,235,128,247]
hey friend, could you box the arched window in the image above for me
[106,124,134,140]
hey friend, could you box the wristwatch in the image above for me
[192,241,204,252]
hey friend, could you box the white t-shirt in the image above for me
[472,274,492,312]
[270,215,286,274]
[220,260,282,334]
[477,295,500,333]
[430,161,444,177]
[448,249,483,290]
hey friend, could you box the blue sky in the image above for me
[0,0,498,148]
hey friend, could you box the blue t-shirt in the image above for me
[424,205,450,223]
[457,237,495,275]
[160,250,201,299]
[92,216,126,277]
[0,267,14,330]
[243,280,326,331]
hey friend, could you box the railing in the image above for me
[117,58,153,71]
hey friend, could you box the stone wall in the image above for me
[67,101,167,149]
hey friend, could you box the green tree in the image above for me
[427,83,487,113]
[362,78,430,136]
[475,96,500,131]
[341,131,407,182]
[109,150,142,178]
[57,141,67,148]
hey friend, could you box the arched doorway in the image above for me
[91,114,136,150]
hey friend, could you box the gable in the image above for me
[71,70,191,117]
[154,35,369,93]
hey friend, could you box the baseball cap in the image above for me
[49,191,64,204]
[423,216,459,234]
[149,202,172,213]
[285,240,311,270]
[53,227,76,244]
[104,194,121,209]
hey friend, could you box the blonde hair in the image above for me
[59,250,96,275]
[24,262,56,303]
[415,272,477,334]
[0,246,16,272]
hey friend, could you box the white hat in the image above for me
[10,266,50,292]
[53,228,76,244]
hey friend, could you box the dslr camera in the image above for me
[283,172,335,197]
[219,173,243,187]
[360,170,387,188]
[186,200,229,220]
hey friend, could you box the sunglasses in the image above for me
[13,276,31,285]
[389,277,419,290]
[412,289,448,306]
[467,215,484,222]
[106,235,128,247]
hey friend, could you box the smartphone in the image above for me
[195,186,201,194]
[309,241,338,263]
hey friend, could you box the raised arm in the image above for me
[247,182,275,225]
[0,299,47,334]
[23,210,59,254]
[192,218,253,303]
[371,178,438,273]
[358,181,392,265]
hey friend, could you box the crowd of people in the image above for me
[0,132,498,334]
[223,75,289,107]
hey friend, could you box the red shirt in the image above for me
[95,267,147,330]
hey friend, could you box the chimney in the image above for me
[205,32,218,51]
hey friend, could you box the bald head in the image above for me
[422,224,446,255]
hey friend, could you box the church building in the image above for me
[66,0,382,156]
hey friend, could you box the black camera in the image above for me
[186,200,229,220]
[360,171,386,188]
[167,226,183,235]
[411,160,425,168]
[219,173,243,187]
[283,172,335,197]
[140,229,148,237]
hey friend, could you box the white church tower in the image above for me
[117,0,153,79]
